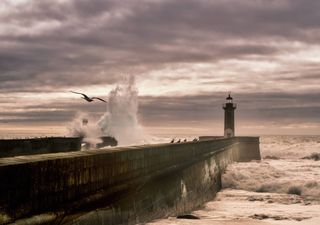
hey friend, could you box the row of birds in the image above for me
[170,138,199,143]
[71,92,203,145]
[70,91,107,103]
[69,93,203,144]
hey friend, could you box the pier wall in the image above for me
[0,137,260,225]
[0,136,118,158]
[0,137,82,158]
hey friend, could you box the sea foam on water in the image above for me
[222,136,320,202]
[147,136,320,225]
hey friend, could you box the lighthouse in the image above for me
[223,93,237,137]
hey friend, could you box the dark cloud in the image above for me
[2,0,320,92]
[274,72,320,82]
[1,0,320,133]
[2,92,319,128]
[0,110,74,123]
[140,92,320,125]
[0,100,106,124]
[257,106,320,121]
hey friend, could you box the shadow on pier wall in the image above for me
[0,137,82,158]
[63,149,229,225]
[0,137,260,225]
[0,136,118,158]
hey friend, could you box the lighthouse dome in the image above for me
[226,94,233,100]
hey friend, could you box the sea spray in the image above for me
[67,76,148,146]
[66,112,103,146]
[98,76,147,145]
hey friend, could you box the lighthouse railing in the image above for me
[222,103,237,108]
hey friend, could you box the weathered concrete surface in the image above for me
[237,137,261,162]
[0,137,260,225]
[0,137,82,158]
[0,136,118,158]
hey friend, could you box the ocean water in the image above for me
[1,133,319,224]
[148,135,320,225]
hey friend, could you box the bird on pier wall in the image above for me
[70,91,107,103]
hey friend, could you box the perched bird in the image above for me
[70,91,107,103]
[176,139,181,143]
[183,139,187,142]
[170,139,175,143]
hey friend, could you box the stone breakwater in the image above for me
[0,136,118,158]
[0,137,260,225]
[0,137,82,158]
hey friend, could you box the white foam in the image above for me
[261,136,320,159]
[67,76,156,147]
[66,112,103,146]
[97,76,148,146]
[222,160,320,202]
[148,136,320,225]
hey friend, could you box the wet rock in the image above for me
[302,153,320,161]
[250,214,289,220]
[248,196,264,201]
[250,213,311,221]
[250,214,269,220]
[264,155,280,160]
[177,214,200,219]
[287,186,302,196]
[272,215,289,220]
[293,216,311,221]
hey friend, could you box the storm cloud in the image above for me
[0,0,320,135]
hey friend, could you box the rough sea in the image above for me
[147,135,320,225]
[1,134,319,224]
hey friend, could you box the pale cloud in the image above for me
[0,0,320,134]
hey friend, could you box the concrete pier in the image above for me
[0,137,260,225]
[0,137,82,158]
[0,136,118,158]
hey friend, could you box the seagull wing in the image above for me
[70,91,90,99]
[92,97,107,102]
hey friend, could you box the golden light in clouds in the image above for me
[1,0,320,135]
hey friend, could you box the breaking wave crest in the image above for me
[98,76,147,146]
[67,76,151,146]
[223,136,320,202]
[261,136,320,159]
[222,160,320,202]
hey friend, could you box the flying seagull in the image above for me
[70,91,107,103]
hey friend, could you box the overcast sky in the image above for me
[1,0,320,136]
